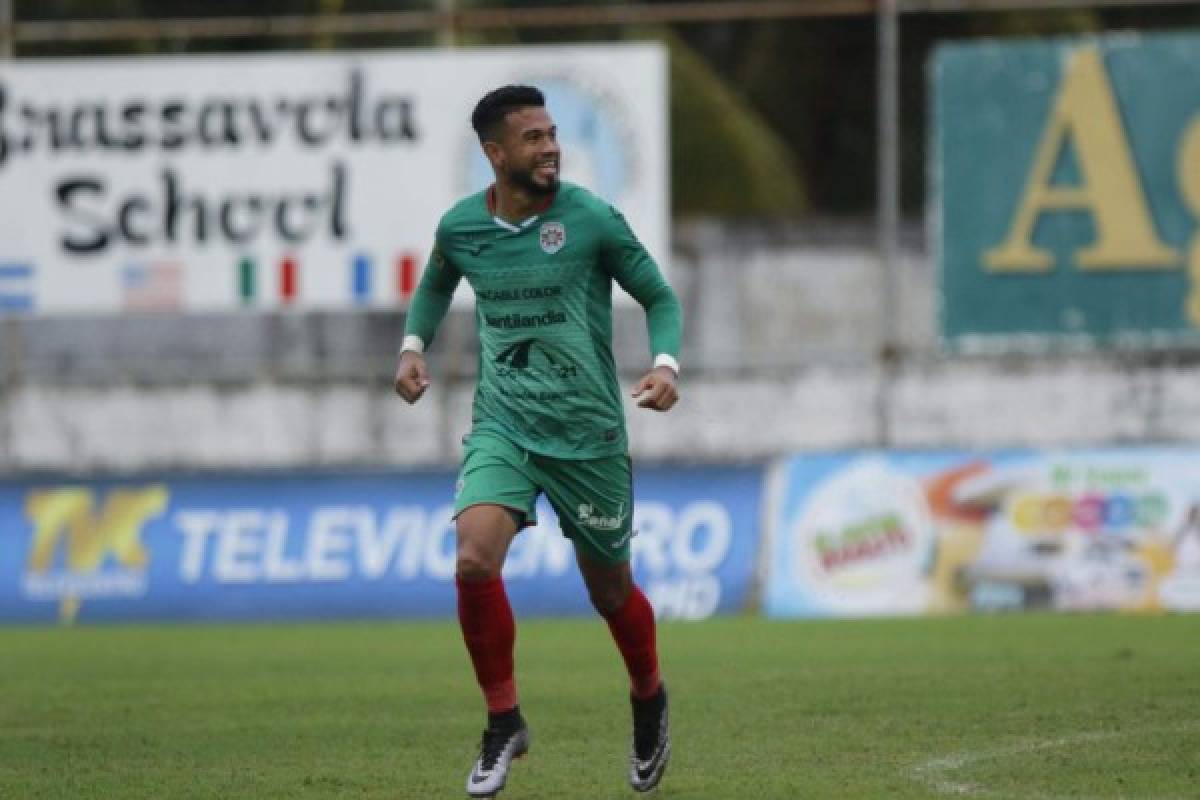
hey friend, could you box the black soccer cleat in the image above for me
[629,684,671,793]
[466,710,530,798]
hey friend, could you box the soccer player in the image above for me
[394,85,682,798]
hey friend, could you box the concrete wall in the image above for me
[3,221,1199,473]
[5,358,1200,473]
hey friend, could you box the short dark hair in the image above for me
[471,85,545,143]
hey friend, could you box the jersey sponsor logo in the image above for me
[476,286,562,302]
[493,338,579,379]
[484,310,566,329]
[577,501,628,532]
[539,221,566,254]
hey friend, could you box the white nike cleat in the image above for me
[466,716,530,798]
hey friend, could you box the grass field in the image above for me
[2,614,1198,799]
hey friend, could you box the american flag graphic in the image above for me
[122,263,183,312]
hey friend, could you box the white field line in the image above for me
[907,721,1200,800]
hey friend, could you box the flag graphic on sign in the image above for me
[237,257,300,306]
[352,253,372,304]
[122,263,183,311]
[279,257,298,305]
[349,252,420,306]
[0,263,34,313]
[236,253,421,307]
[397,253,417,306]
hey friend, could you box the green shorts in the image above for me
[453,431,634,565]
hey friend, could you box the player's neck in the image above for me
[489,182,555,224]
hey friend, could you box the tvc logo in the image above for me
[23,486,168,621]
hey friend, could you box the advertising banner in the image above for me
[0,44,668,315]
[934,33,1200,351]
[0,464,762,624]
[764,448,1200,617]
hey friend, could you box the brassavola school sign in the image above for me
[0,45,667,315]
[935,33,1200,351]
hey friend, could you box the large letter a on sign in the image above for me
[984,48,1178,272]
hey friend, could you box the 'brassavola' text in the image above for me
[0,69,416,254]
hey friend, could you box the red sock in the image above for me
[603,586,662,700]
[456,575,517,713]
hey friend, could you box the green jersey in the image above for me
[404,182,682,459]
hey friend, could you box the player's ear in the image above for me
[482,139,505,170]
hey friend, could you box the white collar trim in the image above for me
[492,215,539,232]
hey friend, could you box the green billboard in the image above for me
[934,33,1200,352]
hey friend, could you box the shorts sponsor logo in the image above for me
[610,528,635,550]
[577,502,627,531]
[539,221,565,254]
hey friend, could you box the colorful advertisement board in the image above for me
[0,44,667,315]
[764,449,1200,617]
[934,33,1200,351]
[0,464,762,624]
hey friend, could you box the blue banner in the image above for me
[0,465,764,624]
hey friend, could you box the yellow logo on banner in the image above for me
[984,48,1180,274]
[24,486,168,623]
[1179,122,1200,325]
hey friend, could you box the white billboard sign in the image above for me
[0,44,668,314]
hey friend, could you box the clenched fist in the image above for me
[631,366,679,412]
[394,350,431,404]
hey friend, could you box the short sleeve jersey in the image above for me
[412,182,679,459]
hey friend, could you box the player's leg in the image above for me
[456,504,523,712]
[539,453,671,792]
[575,554,660,696]
[453,434,540,797]
[575,551,671,793]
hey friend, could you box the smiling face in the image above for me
[483,106,561,196]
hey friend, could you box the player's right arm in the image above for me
[394,227,463,404]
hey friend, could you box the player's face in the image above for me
[493,107,560,195]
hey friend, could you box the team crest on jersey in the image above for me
[539,221,566,255]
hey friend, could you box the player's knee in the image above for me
[588,580,632,616]
[455,505,516,579]
[455,543,501,581]
[455,526,503,579]
[456,554,499,581]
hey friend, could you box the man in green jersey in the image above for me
[394,85,681,798]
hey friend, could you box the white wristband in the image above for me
[653,353,680,375]
[401,334,425,355]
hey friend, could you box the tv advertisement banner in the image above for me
[0,465,762,624]
[934,33,1200,352]
[764,448,1200,618]
[0,44,667,315]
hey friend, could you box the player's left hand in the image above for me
[632,366,679,412]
